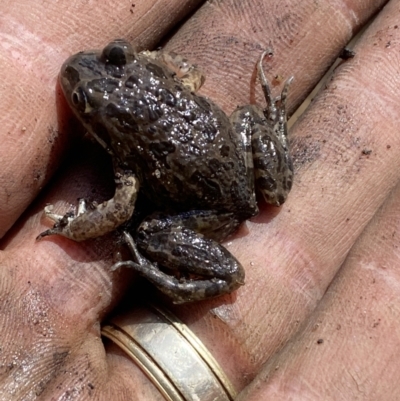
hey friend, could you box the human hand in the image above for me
[1,0,399,399]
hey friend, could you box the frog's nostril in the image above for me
[71,87,89,113]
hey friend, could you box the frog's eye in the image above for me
[102,39,135,66]
[71,87,90,113]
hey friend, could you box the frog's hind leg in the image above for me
[230,51,294,207]
[112,211,245,304]
[141,50,205,92]
[254,50,294,206]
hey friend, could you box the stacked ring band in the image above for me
[102,303,236,401]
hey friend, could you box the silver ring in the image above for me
[102,303,237,401]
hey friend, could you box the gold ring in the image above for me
[102,303,237,401]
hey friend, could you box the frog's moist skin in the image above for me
[37,40,293,304]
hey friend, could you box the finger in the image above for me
[164,0,386,113]
[0,0,203,238]
[238,161,400,400]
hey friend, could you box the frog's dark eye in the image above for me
[71,87,89,113]
[102,39,135,66]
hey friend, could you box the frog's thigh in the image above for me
[134,212,245,302]
[143,50,205,92]
[231,105,293,206]
[119,254,243,304]
[143,210,241,242]
[37,172,139,241]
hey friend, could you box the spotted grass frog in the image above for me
[38,39,293,303]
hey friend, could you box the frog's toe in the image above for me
[36,209,82,241]
[36,227,67,241]
[36,228,57,241]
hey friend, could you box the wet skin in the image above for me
[38,40,293,303]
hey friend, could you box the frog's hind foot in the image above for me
[142,50,205,92]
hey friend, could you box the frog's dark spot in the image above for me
[144,85,158,96]
[173,124,194,143]
[105,102,119,115]
[63,65,80,88]
[74,58,102,78]
[256,176,277,192]
[156,88,176,107]
[284,177,293,191]
[131,99,150,122]
[252,114,265,126]
[150,141,176,159]
[88,78,120,93]
[136,227,150,244]
[223,161,234,170]
[188,144,201,156]
[105,103,139,131]
[234,122,246,134]
[220,144,230,157]
[190,171,221,199]
[147,104,163,121]
[146,125,158,135]
[254,156,274,171]
[132,109,147,121]
[182,110,198,122]
[176,98,189,111]
[209,158,222,174]
[125,75,139,88]
[146,62,168,79]
[157,119,173,131]
[171,245,187,258]
[203,122,218,142]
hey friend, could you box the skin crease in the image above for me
[2,0,400,400]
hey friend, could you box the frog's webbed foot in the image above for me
[36,172,139,241]
[141,50,205,92]
[112,212,245,304]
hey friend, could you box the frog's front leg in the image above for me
[37,170,139,241]
[112,211,245,304]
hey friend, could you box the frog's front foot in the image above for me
[113,227,245,304]
[37,173,139,242]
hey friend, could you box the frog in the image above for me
[37,39,293,304]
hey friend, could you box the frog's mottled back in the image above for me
[60,40,257,218]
